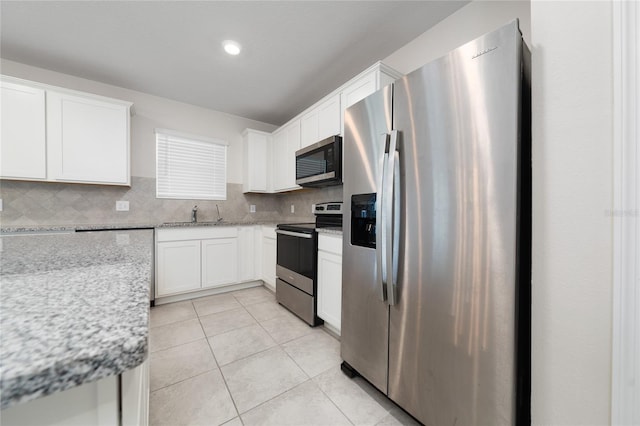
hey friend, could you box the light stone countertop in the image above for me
[0,229,153,410]
[316,227,343,236]
[0,220,288,234]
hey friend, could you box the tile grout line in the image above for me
[153,288,359,425]
[198,304,244,426]
[149,366,219,394]
[234,378,315,420]
[314,382,357,426]
[221,289,313,421]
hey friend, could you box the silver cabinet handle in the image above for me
[385,130,400,305]
[275,229,313,239]
[376,133,389,302]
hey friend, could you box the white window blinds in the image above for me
[156,129,228,200]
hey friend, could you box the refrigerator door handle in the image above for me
[376,133,390,302]
[386,130,400,305]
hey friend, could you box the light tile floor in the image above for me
[149,285,420,426]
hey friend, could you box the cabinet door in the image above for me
[202,238,238,288]
[340,72,377,136]
[284,120,301,190]
[242,130,270,193]
[341,72,377,110]
[0,81,46,180]
[300,94,340,148]
[317,94,341,141]
[47,91,130,185]
[271,129,287,191]
[121,359,149,426]
[237,227,255,282]
[317,250,343,334]
[272,120,301,192]
[156,240,201,296]
[261,237,276,290]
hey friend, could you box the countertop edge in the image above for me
[1,221,286,234]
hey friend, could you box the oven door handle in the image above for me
[275,229,314,239]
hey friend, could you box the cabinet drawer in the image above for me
[318,234,342,255]
[156,226,238,242]
[262,226,276,239]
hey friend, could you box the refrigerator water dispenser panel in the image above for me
[351,194,376,248]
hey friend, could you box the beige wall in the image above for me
[0,59,277,183]
[383,0,531,75]
[531,1,613,424]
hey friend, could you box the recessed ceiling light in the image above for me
[222,40,241,56]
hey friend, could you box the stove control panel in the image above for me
[314,202,343,215]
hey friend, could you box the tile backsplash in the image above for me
[0,177,344,227]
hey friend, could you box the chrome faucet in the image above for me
[216,204,223,222]
[191,205,198,223]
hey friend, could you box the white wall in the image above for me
[383,0,531,74]
[530,1,613,424]
[0,59,277,183]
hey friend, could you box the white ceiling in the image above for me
[0,1,467,126]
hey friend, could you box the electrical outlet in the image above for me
[116,201,129,211]
[290,204,295,214]
[250,204,256,213]
[311,203,316,213]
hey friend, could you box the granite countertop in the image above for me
[0,229,153,410]
[0,221,286,234]
[316,227,343,235]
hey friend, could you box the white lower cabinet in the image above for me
[1,360,149,426]
[156,240,201,296]
[156,226,264,299]
[202,238,238,288]
[261,226,277,290]
[317,233,343,335]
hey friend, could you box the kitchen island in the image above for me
[0,229,153,424]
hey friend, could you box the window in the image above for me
[155,128,227,200]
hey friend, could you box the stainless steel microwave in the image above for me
[295,135,342,187]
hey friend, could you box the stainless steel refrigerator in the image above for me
[341,20,531,425]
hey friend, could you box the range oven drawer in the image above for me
[276,278,317,326]
[276,265,313,295]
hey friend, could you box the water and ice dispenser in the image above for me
[350,194,376,248]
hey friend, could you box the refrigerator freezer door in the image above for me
[388,22,523,425]
[341,85,393,394]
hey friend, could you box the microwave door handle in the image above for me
[386,130,400,306]
[376,133,389,302]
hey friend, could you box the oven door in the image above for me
[275,229,316,295]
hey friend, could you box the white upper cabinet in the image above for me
[242,62,402,194]
[272,119,301,192]
[340,62,402,135]
[300,93,341,148]
[242,129,271,193]
[0,75,132,186]
[47,90,130,185]
[0,81,47,180]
